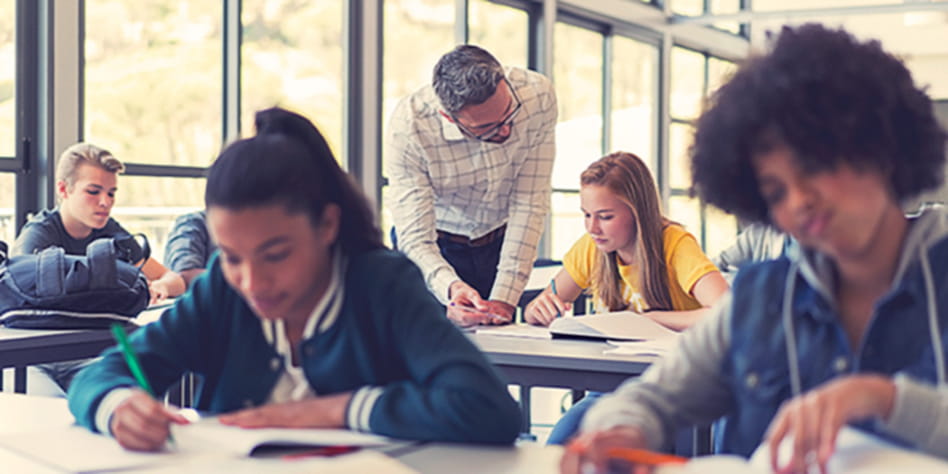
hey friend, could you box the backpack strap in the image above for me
[35,247,66,297]
[87,238,119,290]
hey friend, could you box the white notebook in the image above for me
[171,418,395,456]
[548,312,681,342]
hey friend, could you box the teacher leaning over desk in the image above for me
[385,44,557,326]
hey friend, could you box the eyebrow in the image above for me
[84,184,118,192]
[581,207,617,214]
[466,92,516,130]
[219,236,291,256]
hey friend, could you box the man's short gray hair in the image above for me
[432,45,505,114]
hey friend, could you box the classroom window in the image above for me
[550,191,584,263]
[610,35,659,170]
[668,121,693,191]
[669,47,739,253]
[379,0,455,243]
[240,0,344,157]
[111,176,206,264]
[669,48,705,121]
[468,0,529,68]
[667,195,702,238]
[552,22,604,190]
[0,0,13,158]
[84,0,222,167]
[672,0,705,17]
[0,172,13,243]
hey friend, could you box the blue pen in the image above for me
[550,279,561,318]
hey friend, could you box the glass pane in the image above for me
[0,0,14,157]
[381,0,454,169]
[668,195,702,244]
[707,57,737,97]
[610,36,658,170]
[241,0,344,158]
[752,0,894,11]
[112,176,206,264]
[553,22,604,190]
[672,0,704,16]
[670,47,706,120]
[704,204,738,259]
[550,192,584,261]
[85,1,222,167]
[469,0,528,68]
[709,0,742,34]
[668,122,694,190]
[752,12,948,100]
[0,172,13,243]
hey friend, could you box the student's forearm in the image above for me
[642,307,712,331]
[155,271,186,297]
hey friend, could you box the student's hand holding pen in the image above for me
[560,426,668,474]
[524,285,571,327]
[111,390,190,452]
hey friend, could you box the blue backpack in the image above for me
[0,235,151,329]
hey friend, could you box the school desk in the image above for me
[0,307,167,393]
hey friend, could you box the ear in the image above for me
[319,203,341,245]
[56,180,69,200]
[439,110,455,123]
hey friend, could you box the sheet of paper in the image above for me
[0,425,180,473]
[172,418,395,457]
[604,337,679,356]
[749,426,948,473]
[475,323,552,339]
[549,312,680,341]
[131,449,420,474]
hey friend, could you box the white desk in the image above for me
[0,393,565,474]
[471,332,653,436]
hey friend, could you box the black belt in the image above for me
[436,225,506,247]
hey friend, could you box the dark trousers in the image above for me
[391,228,501,300]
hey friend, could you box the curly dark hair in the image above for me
[690,23,947,223]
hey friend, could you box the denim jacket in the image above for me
[582,208,948,458]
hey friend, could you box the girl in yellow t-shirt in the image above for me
[530,151,729,445]
[524,151,728,329]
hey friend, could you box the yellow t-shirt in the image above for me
[562,224,718,312]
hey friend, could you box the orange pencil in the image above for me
[605,447,688,466]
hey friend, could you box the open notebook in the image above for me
[171,417,395,456]
[477,311,681,343]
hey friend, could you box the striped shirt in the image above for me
[385,67,557,306]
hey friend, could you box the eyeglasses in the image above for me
[452,79,522,142]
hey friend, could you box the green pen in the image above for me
[110,323,156,397]
[110,323,174,445]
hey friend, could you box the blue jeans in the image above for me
[547,391,603,445]
[29,358,97,397]
[391,227,502,300]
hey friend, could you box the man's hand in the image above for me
[446,281,513,326]
[218,392,353,429]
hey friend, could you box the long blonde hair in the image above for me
[582,152,673,312]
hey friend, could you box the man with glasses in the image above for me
[386,45,557,326]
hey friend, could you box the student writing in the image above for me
[561,24,948,474]
[67,107,521,452]
[524,151,728,445]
